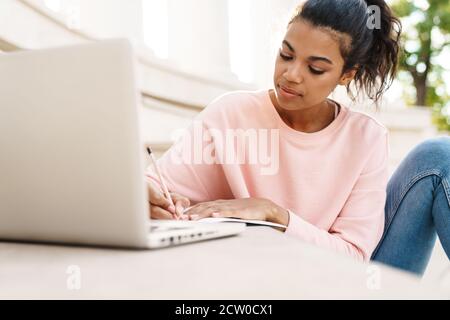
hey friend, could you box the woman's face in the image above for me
[273,19,353,111]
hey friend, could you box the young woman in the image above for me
[146,0,450,276]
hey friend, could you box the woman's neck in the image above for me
[269,89,336,133]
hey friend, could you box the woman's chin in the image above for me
[271,88,305,111]
[275,97,304,111]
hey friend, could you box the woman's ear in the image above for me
[338,68,358,86]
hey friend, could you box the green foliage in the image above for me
[391,0,450,132]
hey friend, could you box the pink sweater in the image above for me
[146,90,389,261]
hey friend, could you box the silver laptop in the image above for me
[0,39,245,249]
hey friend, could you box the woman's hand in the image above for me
[147,179,190,220]
[183,198,289,227]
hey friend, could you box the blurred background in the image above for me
[0,0,448,282]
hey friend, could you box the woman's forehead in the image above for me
[284,20,349,63]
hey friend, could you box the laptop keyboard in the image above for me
[149,221,199,233]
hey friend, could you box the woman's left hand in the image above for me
[183,198,289,226]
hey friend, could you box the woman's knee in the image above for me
[408,137,450,173]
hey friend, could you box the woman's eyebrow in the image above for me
[282,40,296,52]
[282,40,334,65]
[308,56,333,65]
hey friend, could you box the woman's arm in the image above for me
[284,131,390,261]
[146,95,237,206]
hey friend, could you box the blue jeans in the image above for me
[371,137,450,276]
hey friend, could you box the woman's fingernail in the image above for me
[212,212,220,217]
[190,214,199,220]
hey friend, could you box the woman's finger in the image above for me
[183,202,211,217]
[210,210,237,219]
[185,201,219,215]
[150,205,176,220]
[188,206,223,221]
[175,201,186,217]
[147,179,174,212]
[171,193,191,216]
[171,193,190,207]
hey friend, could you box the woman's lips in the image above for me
[279,85,302,99]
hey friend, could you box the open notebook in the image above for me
[198,217,287,229]
[184,207,287,229]
[182,207,286,229]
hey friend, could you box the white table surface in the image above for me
[0,227,448,299]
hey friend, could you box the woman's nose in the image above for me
[284,64,304,84]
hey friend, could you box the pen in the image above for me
[146,147,178,217]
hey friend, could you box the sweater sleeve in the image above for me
[285,131,389,262]
[145,97,233,204]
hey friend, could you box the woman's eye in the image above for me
[309,66,325,75]
[279,52,292,61]
[279,51,325,75]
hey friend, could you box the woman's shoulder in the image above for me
[340,107,390,168]
[343,107,389,140]
[198,89,268,122]
[207,89,267,110]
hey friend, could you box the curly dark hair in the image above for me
[289,0,402,105]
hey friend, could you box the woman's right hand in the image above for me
[147,179,190,220]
